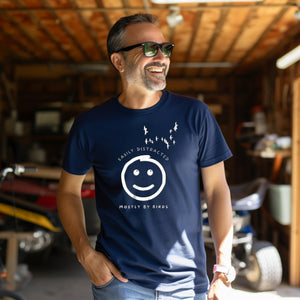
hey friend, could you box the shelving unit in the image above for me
[3,75,114,164]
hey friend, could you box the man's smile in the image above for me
[147,66,164,73]
[145,63,167,76]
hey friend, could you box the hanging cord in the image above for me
[8,174,19,233]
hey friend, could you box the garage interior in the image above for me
[0,0,300,295]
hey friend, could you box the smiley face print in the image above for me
[121,155,166,201]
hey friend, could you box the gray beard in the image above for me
[143,62,168,91]
[144,74,167,91]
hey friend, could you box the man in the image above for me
[57,13,234,300]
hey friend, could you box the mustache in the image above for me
[144,62,168,69]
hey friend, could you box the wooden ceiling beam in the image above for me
[0,26,38,60]
[0,34,30,62]
[69,0,107,59]
[197,7,229,77]
[12,0,72,61]
[95,0,113,29]
[0,0,298,77]
[214,7,254,76]
[232,6,290,74]
[0,3,295,12]
[243,18,300,74]
[183,10,203,77]
[0,10,50,60]
[41,0,90,61]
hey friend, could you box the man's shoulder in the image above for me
[77,97,116,119]
[165,91,209,110]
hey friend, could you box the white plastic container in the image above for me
[269,184,291,225]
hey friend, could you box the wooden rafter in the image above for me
[68,0,107,60]
[216,8,255,76]
[198,7,229,77]
[12,0,72,61]
[95,0,113,30]
[243,8,300,73]
[0,26,37,60]
[183,10,203,77]
[0,9,50,60]
[232,6,290,73]
[41,0,90,61]
[0,0,298,76]
[0,3,295,12]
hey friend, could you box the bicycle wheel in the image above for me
[0,289,25,300]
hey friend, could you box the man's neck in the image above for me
[118,89,163,110]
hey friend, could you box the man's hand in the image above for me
[80,248,128,286]
[207,273,232,300]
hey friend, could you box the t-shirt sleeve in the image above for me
[62,117,92,175]
[197,106,232,168]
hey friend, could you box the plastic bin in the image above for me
[269,184,291,225]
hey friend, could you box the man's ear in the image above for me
[110,53,125,72]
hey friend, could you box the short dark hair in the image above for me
[107,14,158,62]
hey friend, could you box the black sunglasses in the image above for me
[116,42,174,58]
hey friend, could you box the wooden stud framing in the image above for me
[290,77,300,286]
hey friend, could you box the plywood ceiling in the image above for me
[0,0,300,78]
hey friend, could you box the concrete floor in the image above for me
[15,249,300,300]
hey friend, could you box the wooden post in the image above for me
[290,78,300,285]
[0,231,34,290]
[5,234,18,291]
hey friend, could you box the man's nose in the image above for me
[155,48,166,59]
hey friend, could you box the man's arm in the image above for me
[201,162,233,299]
[57,169,127,285]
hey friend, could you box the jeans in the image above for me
[92,278,207,300]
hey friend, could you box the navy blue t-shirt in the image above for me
[62,91,232,293]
